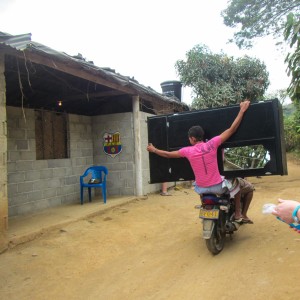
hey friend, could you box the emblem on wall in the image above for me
[103,132,122,158]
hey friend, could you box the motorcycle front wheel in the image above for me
[205,225,225,255]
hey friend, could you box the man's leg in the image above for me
[241,191,253,222]
[234,190,242,220]
[160,182,171,196]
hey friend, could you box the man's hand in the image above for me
[272,199,300,223]
[146,143,181,158]
[240,100,250,113]
[220,99,251,143]
[147,143,157,153]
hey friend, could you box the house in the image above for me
[0,31,189,251]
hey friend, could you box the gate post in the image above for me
[132,95,143,196]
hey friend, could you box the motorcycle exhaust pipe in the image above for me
[225,221,239,232]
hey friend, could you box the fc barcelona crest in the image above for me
[103,132,122,158]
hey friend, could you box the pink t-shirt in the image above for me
[179,136,222,187]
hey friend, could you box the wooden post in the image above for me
[132,95,143,196]
[0,53,8,252]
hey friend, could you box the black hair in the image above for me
[188,126,204,141]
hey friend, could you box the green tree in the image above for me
[222,1,300,152]
[279,13,300,152]
[284,107,300,151]
[221,0,300,49]
[284,13,300,103]
[175,44,269,109]
[222,1,300,103]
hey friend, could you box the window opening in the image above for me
[35,110,69,159]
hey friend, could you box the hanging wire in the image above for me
[86,81,90,102]
[16,59,27,124]
[22,50,32,90]
[140,98,184,115]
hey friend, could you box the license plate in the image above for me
[199,208,219,219]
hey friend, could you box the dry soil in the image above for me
[1,157,300,300]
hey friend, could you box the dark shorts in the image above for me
[237,178,255,195]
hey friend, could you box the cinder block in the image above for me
[20,151,35,161]
[9,193,28,206]
[108,163,127,171]
[7,183,18,197]
[65,176,77,185]
[47,197,62,207]
[122,187,135,195]
[14,202,34,215]
[75,157,86,166]
[8,205,19,217]
[109,178,125,189]
[16,140,28,150]
[81,149,93,156]
[40,169,54,179]
[52,168,66,178]
[8,128,26,139]
[85,157,93,165]
[7,162,16,172]
[25,170,41,181]
[125,178,134,189]
[46,178,61,189]
[6,106,23,117]
[33,199,52,211]
[33,179,50,191]
[43,188,57,198]
[47,160,64,168]
[32,160,48,170]
[16,161,33,171]
[27,190,46,202]
[17,182,33,193]
[126,162,133,171]
[8,151,21,162]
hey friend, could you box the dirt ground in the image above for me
[1,157,300,300]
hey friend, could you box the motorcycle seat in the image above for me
[201,193,229,204]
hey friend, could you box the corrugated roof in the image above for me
[0,32,32,50]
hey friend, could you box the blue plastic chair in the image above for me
[80,166,108,204]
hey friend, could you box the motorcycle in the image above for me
[198,193,241,255]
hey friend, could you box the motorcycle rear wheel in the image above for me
[206,225,225,255]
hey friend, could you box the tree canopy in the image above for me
[175,44,269,109]
[284,13,300,103]
[221,0,300,49]
[222,1,300,153]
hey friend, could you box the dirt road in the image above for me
[1,158,300,300]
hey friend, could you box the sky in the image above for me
[0,0,291,105]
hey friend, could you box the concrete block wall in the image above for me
[92,112,135,196]
[92,112,163,197]
[6,107,165,217]
[7,107,93,216]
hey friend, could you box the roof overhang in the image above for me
[0,32,189,116]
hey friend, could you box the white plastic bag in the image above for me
[262,203,276,214]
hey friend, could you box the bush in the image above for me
[284,112,300,151]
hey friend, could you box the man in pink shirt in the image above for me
[147,100,253,223]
